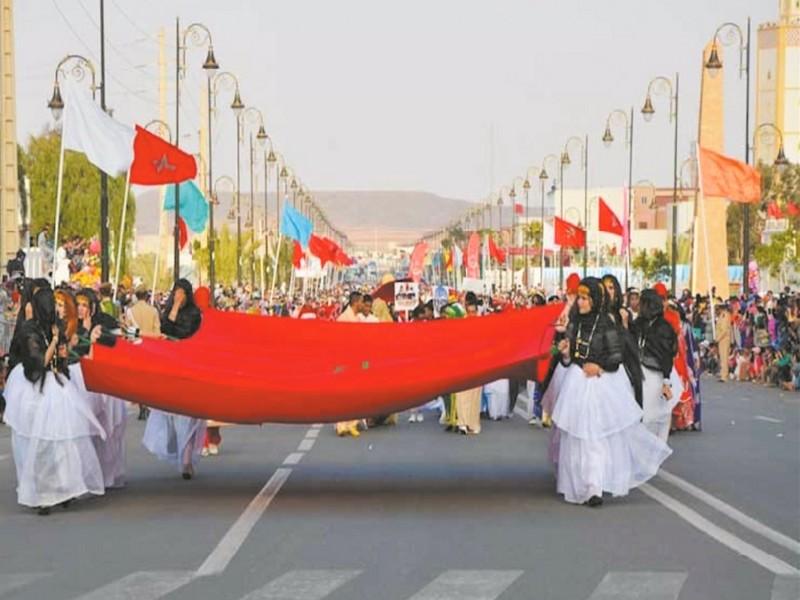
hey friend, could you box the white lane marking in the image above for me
[0,572,51,596]
[658,469,800,555]
[407,570,523,600]
[239,569,362,600]
[755,415,784,424]
[297,439,316,452]
[771,575,800,600]
[196,469,292,577]
[640,483,799,576]
[311,424,323,430]
[283,452,304,466]
[305,429,321,439]
[586,571,687,600]
[70,571,194,600]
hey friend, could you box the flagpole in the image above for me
[695,142,716,341]
[52,110,68,280]
[268,232,283,305]
[112,169,132,302]
[151,188,166,305]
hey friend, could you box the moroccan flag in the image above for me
[554,217,585,249]
[488,235,506,264]
[409,242,428,282]
[178,217,188,250]
[130,125,197,185]
[598,197,624,237]
[292,241,304,268]
[699,146,761,203]
[514,203,524,216]
[466,232,480,278]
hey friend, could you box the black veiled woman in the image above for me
[551,278,671,507]
[633,289,679,442]
[142,279,205,479]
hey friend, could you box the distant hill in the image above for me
[134,189,498,249]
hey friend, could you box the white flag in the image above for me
[62,81,135,175]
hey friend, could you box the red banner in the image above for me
[408,242,428,282]
[466,232,480,278]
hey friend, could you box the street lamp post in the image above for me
[209,71,243,295]
[536,154,559,291]
[264,142,276,267]
[641,73,679,297]
[213,175,236,286]
[47,55,98,272]
[559,136,586,287]
[602,107,634,288]
[705,19,751,295]
[240,107,267,285]
[177,21,218,284]
[523,177,531,288]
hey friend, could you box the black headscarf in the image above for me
[161,278,202,339]
[602,274,624,313]
[638,289,664,321]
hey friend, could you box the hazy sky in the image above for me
[15,0,774,202]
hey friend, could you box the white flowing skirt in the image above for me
[4,365,106,507]
[542,362,567,417]
[142,409,206,472]
[641,367,682,442]
[70,364,128,488]
[484,379,510,419]
[551,365,672,504]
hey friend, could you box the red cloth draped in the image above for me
[81,303,563,424]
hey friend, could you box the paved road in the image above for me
[0,378,797,600]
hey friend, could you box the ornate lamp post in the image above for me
[559,136,586,285]
[536,154,560,289]
[602,107,634,288]
[705,20,751,294]
[209,71,243,292]
[239,107,267,284]
[176,21,218,283]
[47,55,99,276]
[641,74,679,296]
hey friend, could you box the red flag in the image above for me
[488,235,506,264]
[292,240,304,268]
[554,217,585,249]
[767,202,784,219]
[309,234,337,266]
[699,145,761,203]
[514,203,524,215]
[408,242,428,282]
[130,125,197,185]
[598,197,624,237]
[178,216,188,250]
[466,232,480,278]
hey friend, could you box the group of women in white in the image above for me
[3,278,206,515]
[541,274,681,507]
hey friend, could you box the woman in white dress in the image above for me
[551,278,672,507]
[4,319,106,515]
[142,279,205,479]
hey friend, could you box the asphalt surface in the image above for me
[0,378,797,600]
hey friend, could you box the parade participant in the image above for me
[603,274,643,407]
[539,273,581,428]
[142,279,205,479]
[672,304,701,431]
[715,304,733,382]
[455,292,482,435]
[552,278,671,506]
[335,291,366,437]
[125,285,161,338]
[626,288,640,320]
[633,289,678,441]
[72,288,128,489]
[4,320,106,515]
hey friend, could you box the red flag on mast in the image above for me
[554,217,585,249]
[129,125,197,185]
[598,197,624,237]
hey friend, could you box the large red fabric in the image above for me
[129,125,197,185]
[408,242,428,282]
[81,303,563,424]
[466,233,480,278]
[599,197,624,237]
[554,217,586,249]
